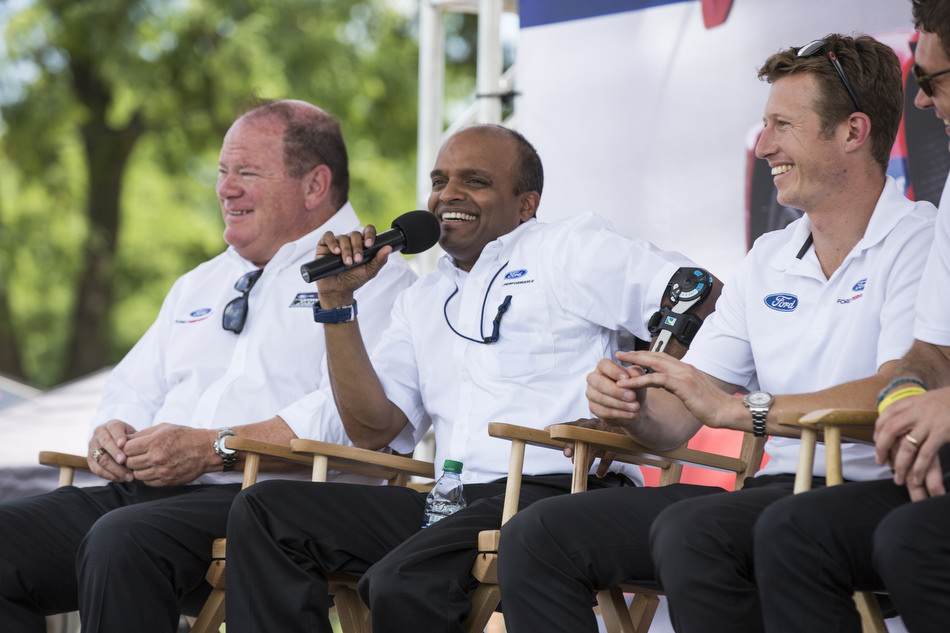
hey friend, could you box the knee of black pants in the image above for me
[873,501,923,582]
[497,501,546,586]
[78,507,140,567]
[228,480,287,533]
[649,497,705,563]
[753,494,808,573]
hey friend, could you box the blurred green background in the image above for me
[0,0,480,388]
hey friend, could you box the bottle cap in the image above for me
[443,459,463,473]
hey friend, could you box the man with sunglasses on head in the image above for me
[496,34,936,633]
[0,99,416,632]
[753,4,950,632]
[222,123,703,633]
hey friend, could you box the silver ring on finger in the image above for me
[92,447,106,463]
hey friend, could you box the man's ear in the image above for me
[519,190,541,221]
[303,164,333,209]
[843,111,872,153]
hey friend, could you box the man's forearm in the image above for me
[893,340,950,390]
[323,319,407,450]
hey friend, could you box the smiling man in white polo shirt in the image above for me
[497,34,936,633]
[0,100,417,633]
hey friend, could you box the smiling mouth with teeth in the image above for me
[442,211,476,221]
[771,165,792,176]
[229,210,253,216]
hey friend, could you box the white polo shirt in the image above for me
[370,212,690,485]
[914,173,950,346]
[684,177,936,482]
[91,203,418,483]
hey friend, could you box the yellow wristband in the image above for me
[877,386,927,414]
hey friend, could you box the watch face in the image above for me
[746,391,773,407]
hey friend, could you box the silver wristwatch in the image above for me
[213,427,237,472]
[742,391,773,437]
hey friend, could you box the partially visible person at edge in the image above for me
[0,99,417,632]
[496,33,936,633]
[223,123,708,633]
[754,3,950,631]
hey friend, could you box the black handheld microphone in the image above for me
[300,210,441,283]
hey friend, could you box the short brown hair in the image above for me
[757,34,902,173]
[241,100,350,210]
[913,0,950,62]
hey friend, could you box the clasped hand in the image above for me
[875,387,950,500]
[88,422,215,487]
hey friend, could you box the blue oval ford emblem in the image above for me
[504,269,527,280]
[852,278,867,292]
[764,294,798,312]
[190,308,212,318]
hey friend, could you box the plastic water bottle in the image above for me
[422,459,467,527]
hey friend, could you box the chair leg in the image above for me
[189,587,225,633]
[463,583,501,633]
[334,586,372,633]
[190,558,226,633]
[628,593,659,633]
[854,591,887,633]
[597,588,638,633]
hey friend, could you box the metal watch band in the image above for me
[214,428,237,472]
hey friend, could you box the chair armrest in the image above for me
[38,451,90,488]
[548,424,750,474]
[788,408,876,444]
[223,436,318,488]
[290,439,435,483]
[487,422,568,451]
[782,408,877,491]
[38,451,90,471]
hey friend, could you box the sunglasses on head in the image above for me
[222,268,263,334]
[912,63,950,98]
[797,39,863,113]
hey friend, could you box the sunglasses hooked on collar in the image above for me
[797,39,863,113]
[222,268,263,334]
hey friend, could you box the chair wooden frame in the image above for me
[38,438,433,633]
[782,409,886,633]
[546,423,766,633]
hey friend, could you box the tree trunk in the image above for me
[61,59,144,381]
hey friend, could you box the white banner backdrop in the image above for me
[516,0,934,280]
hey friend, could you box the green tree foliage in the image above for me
[0,0,440,387]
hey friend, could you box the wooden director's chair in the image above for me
[38,439,434,633]
[782,408,888,633]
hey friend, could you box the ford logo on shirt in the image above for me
[764,293,798,312]
[852,278,867,292]
[190,308,212,318]
[504,269,528,280]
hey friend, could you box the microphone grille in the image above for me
[391,210,441,255]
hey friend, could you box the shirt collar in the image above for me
[770,176,912,273]
[437,217,538,278]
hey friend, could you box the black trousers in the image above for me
[224,473,633,633]
[0,481,240,633]
[498,475,803,633]
[756,477,950,633]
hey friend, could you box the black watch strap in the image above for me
[313,300,358,324]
